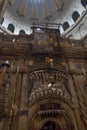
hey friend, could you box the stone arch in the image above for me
[27,98,77,130]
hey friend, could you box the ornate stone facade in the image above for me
[0,28,87,130]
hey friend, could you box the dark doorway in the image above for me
[41,121,62,130]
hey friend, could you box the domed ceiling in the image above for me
[2,0,86,35]
[7,0,78,22]
[9,0,65,21]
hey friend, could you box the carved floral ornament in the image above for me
[27,79,72,107]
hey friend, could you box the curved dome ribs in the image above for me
[17,0,28,17]
[53,0,63,11]
[11,0,63,21]
[31,2,38,20]
[42,2,51,20]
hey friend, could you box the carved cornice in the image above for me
[0,33,87,59]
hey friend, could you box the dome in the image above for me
[1,0,87,38]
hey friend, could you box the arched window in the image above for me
[72,11,80,22]
[19,30,26,35]
[63,22,70,31]
[7,23,15,33]
[1,17,4,25]
[81,0,87,8]
[68,34,73,39]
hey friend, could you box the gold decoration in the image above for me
[29,60,34,66]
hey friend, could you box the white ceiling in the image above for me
[2,0,86,35]
[7,0,79,23]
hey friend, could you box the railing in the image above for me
[28,65,67,87]
[38,109,65,117]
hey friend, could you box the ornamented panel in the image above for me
[32,28,61,53]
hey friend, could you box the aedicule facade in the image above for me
[0,28,87,130]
